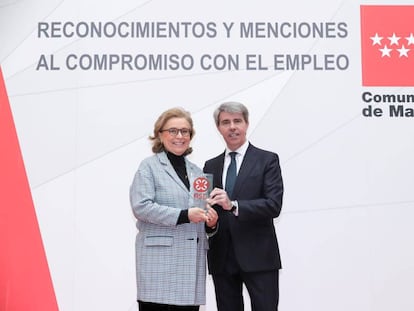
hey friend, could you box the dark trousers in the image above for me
[212,244,279,311]
[138,300,199,311]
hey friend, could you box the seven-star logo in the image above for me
[360,5,414,86]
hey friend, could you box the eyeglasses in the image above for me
[160,128,192,137]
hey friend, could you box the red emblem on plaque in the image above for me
[193,177,210,193]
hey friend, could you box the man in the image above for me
[204,102,284,311]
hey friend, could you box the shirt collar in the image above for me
[226,140,249,158]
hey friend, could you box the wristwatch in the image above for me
[230,200,238,213]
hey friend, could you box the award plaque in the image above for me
[191,173,213,210]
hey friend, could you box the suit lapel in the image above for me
[215,152,225,189]
[232,144,256,196]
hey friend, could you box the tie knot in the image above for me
[229,152,237,159]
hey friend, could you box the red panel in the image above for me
[360,5,414,86]
[0,68,59,310]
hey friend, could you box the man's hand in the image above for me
[205,205,218,228]
[207,187,233,211]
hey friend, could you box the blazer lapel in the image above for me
[157,152,189,193]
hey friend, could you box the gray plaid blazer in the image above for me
[129,151,208,306]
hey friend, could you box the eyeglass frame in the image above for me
[160,127,192,137]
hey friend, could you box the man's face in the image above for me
[217,111,248,151]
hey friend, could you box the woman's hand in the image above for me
[188,207,209,223]
[188,205,218,227]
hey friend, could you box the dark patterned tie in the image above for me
[225,152,237,197]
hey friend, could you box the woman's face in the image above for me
[159,117,192,156]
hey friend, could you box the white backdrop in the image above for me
[1,0,414,310]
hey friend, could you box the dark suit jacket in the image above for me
[203,143,283,274]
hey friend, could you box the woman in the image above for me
[130,107,218,311]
